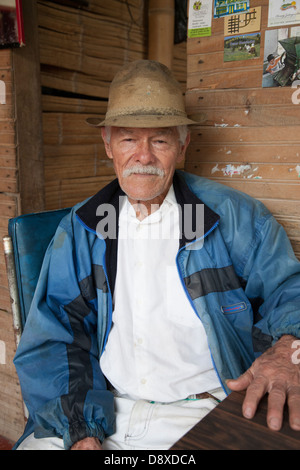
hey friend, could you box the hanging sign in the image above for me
[214,0,250,18]
[268,0,300,27]
[263,27,300,87]
[224,7,262,36]
[224,32,261,62]
[188,0,213,38]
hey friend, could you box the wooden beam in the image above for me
[148,0,175,69]
[12,0,45,214]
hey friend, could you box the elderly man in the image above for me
[14,60,300,451]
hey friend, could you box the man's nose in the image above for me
[134,140,155,165]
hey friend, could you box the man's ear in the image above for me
[177,132,191,164]
[101,127,113,160]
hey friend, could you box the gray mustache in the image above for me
[123,166,165,178]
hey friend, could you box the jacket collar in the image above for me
[173,171,220,248]
[75,170,220,247]
[76,177,124,236]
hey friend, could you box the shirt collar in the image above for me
[75,170,220,245]
[121,185,177,226]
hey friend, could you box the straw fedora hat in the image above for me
[86,60,201,128]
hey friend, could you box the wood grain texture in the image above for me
[38,0,187,210]
[185,0,300,259]
[171,391,300,450]
[0,45,25,443]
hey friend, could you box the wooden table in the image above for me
[171,391,300,450]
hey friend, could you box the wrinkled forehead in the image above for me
[113,126,179,137]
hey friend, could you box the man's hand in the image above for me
[71,437,102,450]
[226,335,300,431]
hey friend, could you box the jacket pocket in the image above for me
[221,302,247,315]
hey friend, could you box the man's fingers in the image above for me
[226,336,300,431]
[241,376,268,420]
[267,385,300,431]
[287,386,300,431]
[226,369,254,391]
[267,383,287,431]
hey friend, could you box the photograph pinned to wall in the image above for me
[262,27,300,87]
[224,32,261,62]
[268,0,300,27]
[214,0,250,18]
[188,0,213,38]
[0,0,24,49]
[224,7,262,36]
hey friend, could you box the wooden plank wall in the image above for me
[0,0,187,443]
[38,0,146,210]
[0,50,26,442]
[38,0,187,210]
[185,0,300,259]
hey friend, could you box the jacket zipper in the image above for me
[175,219,228,395]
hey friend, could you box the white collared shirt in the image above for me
[100,186,220,402]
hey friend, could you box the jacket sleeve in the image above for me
[14,211,115,449]
[238,211,300,352]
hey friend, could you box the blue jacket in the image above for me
[14,171,300,449]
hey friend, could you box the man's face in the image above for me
[101,127,190,206]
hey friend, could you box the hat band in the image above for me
[106,106,187,119]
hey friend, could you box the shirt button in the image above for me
[137,338,143,345]
[141,378,147,385]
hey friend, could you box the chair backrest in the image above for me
[7,208,71,328]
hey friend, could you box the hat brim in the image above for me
[86,114,204,128]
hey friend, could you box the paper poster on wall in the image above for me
[224,7,262,36]
[188,0,213,38]
[262,27,300,87]
[224,32,261,62]
[214,0,250,18]
[268,0,300,27]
